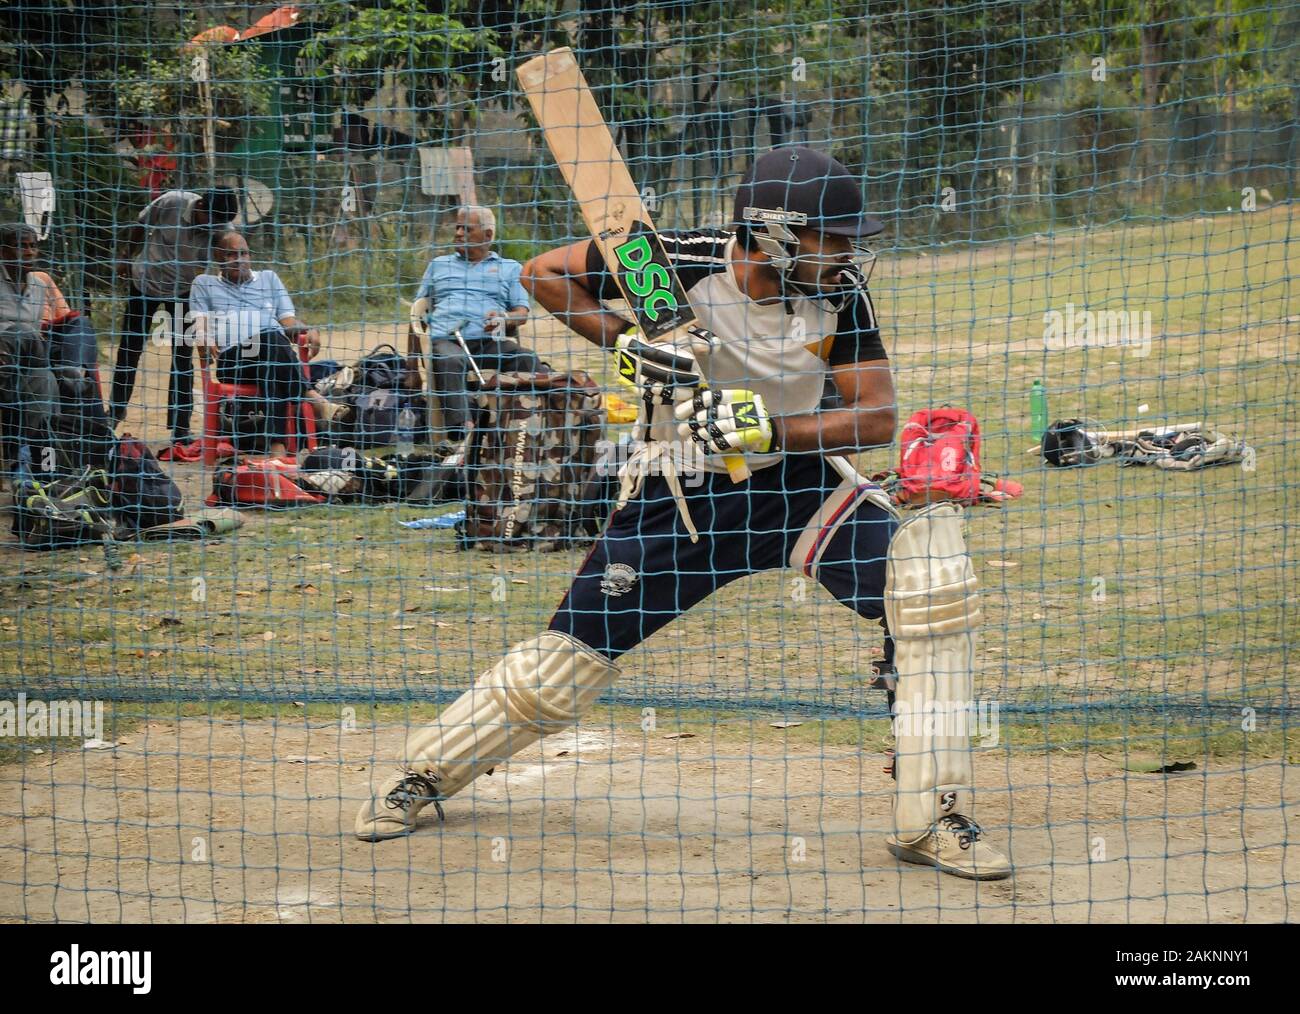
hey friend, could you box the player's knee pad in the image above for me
[885,503,981,843]
[402,631,620,800]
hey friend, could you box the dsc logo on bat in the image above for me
[613,234,678,323]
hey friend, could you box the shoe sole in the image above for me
[887,841,1012,881]
[355,825,416,842]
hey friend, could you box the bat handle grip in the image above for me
[723,453,751,483]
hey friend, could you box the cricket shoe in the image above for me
[887,814,1012,880]
[355,769,447,841]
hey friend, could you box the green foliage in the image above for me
[116,41,274,151]
[48,120,143,293]
[301,0,504,136]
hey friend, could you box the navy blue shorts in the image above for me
[548,453,897,660]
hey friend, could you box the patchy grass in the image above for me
[2,205,1296,735]
[1,699,1292,771]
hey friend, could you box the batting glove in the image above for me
[613,328,702,404]
[675,388,777,455]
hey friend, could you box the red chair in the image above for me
[198,332,318,465]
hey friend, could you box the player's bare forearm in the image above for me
[776,403,895,453]
[774,358,896,453]
[522,241,629,350]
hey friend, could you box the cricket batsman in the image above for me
[354,147,1011,880]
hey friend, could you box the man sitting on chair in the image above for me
[190,231,340,460]
[407,205,542,441]
[0,222,113,469]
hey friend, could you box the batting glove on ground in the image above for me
[675,388,776,455]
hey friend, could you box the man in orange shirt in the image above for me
[0,223,100,375]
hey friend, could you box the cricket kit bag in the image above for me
[296,444,463,504]
[462,371,604,551]
[11,466,118,550]
[325,387,426,449]
[315,343,426,449]
[207,457,325,509]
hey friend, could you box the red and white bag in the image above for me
[896,407,983,505]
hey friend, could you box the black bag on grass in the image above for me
[110,437,184,530]
[51,366,116,473]
[297,444,462,503]
[325,388,425,449]
[354,344,411,391]
[219,394,274,453]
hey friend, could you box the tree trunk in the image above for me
[31,84,49,161]
[1221,8,1235,184]
[1138,8,1168,195]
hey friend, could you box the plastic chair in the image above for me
[410,296,440,437]
[198,332,318,465]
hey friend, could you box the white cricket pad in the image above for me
[885,503,982,843]
[402,630,619,799]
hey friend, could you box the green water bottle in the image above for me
[1030,379,1048,441]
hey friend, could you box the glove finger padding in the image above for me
[674,388,774,455]
[613,332,701,404]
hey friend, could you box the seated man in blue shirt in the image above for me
[190,231,341,459]
[407,205,542,439]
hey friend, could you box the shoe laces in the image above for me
[938,814,983,851]
[385,771,446,822]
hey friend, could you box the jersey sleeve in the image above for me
[583,228,732,303]
[269,273,296,321]
[828,275,887,366]
[189,274,213,314]
[582,239,626,302]
[502,260,530,309]
[414,260,437,304]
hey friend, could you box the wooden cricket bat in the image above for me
[516,47,750,483]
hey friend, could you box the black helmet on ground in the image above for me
[1041,419,1102,467]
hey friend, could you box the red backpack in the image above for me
[896,408,982,505]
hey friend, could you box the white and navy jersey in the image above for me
[586,229,887,473]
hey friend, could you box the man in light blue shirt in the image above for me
[191,231,339,458]
[407,206,542,438]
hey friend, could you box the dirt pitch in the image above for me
[2,715,1294,923]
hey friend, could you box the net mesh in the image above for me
[0,0,1294,922]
